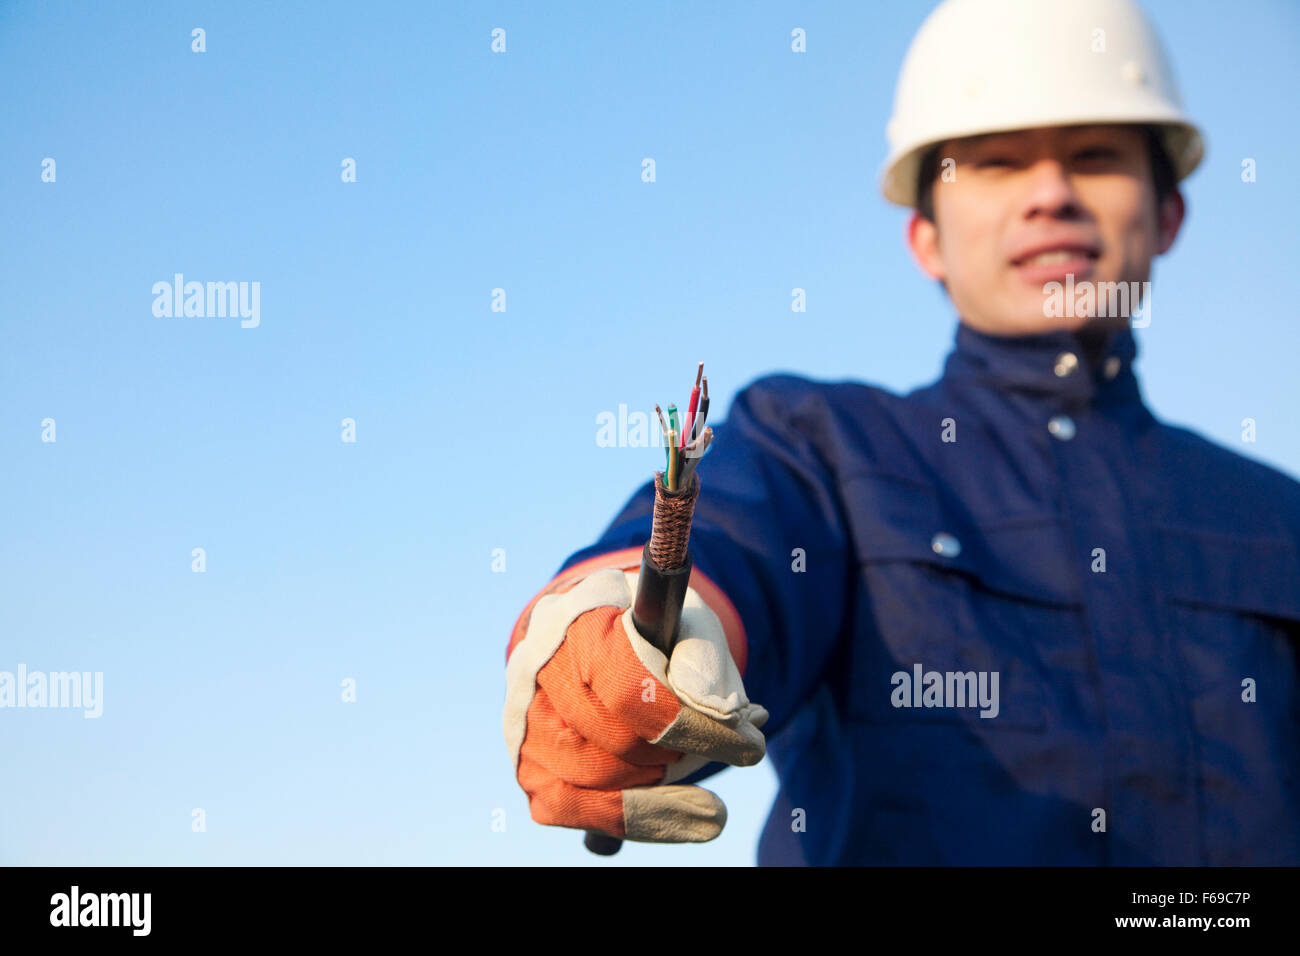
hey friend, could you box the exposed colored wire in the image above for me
[666,429,679,490]
[655,403,671,471]
[655,403,670,439]
[690,425,713,459]
[678,426,713,489]
[668,404,680,441]
[691,378,710,443]
[692,427,713,472]
[681,361,703,450]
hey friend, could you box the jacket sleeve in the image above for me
[545,374,854,758]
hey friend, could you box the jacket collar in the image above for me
[940,319,1143,408]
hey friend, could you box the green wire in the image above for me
[666,405,680,485]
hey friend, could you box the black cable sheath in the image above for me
[584,478,698,857]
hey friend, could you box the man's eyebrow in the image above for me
[953,132,1016,149]
[951,126,1129,152]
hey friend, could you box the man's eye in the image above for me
[1075,147,1118,160]
[975,157,1013,168]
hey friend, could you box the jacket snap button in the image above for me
[931,532,961,557]
[1054,352,1079,377]
[1102,356,1121,380]
[1048,415,1076,440]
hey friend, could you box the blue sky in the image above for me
[1,0,1296,866]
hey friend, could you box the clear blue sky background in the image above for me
[2,0,1296,866]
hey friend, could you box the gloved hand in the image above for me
[503,566,769,843]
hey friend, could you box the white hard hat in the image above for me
[880,0,1205,207]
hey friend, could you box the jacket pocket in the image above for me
[1151,524,1300,695]
[839,470,1084,733]
[1150,524,1300,863]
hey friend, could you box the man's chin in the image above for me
[969,308,1099,337]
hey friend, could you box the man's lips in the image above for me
[1010,241,1100,283]
[1009,240,1101,266]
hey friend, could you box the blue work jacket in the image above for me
[558,321,1300,865]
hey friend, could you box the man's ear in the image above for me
[1156,188,1185,256]
[907,211,945,281]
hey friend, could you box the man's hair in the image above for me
[914,125,1178,224]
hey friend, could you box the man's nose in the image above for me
[1021,158,1082,217]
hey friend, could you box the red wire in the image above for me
[681,362,702,450]
[681,389,699,449]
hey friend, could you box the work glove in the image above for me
[503,566,769,843]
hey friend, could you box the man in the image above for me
[503,0,1300,864]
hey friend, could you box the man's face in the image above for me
[906,124,1185,336]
